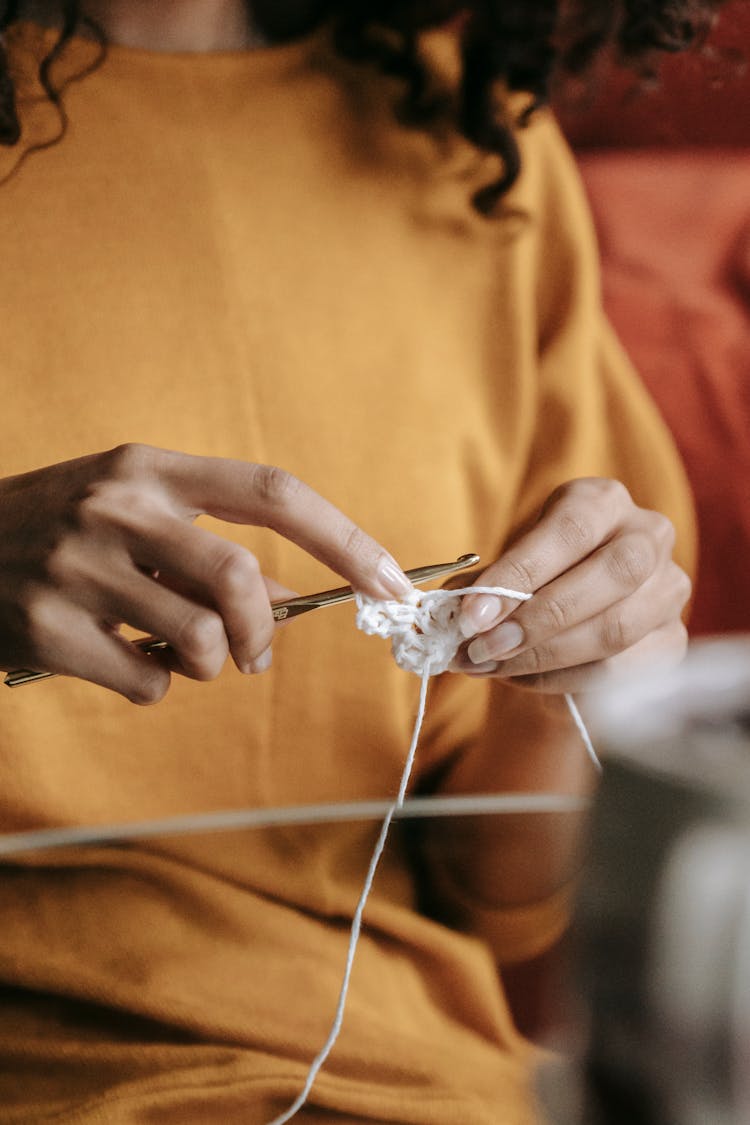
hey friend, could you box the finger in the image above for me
[143,568,299,629]
[24,592,172,704]
[458,479,639,637]
[464,537,682,666]
[486,620,688,695]
[101,568,232,681]
[155,451,412,599]
[126,515,274,674]
[469,564,691,676]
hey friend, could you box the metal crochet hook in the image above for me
[3,552,480,688]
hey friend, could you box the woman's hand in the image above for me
[453,478,692,692]
[0,444,411,702]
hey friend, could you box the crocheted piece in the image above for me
[355,583,533,677]
[355,589,467,676]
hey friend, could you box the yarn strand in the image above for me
[565,692,601,772]
[268,668,431,1125]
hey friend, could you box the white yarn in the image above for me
[268,669,431,1125]
[357,585,600,772]
[565,692,602,774]
[355,584,532,676]
[272,582,598,1123]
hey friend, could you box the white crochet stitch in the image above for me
[356,589,463,675]
[355,584,532,676]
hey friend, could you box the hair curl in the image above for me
[0,0,728,210]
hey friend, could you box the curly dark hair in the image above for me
[0,0,729,211]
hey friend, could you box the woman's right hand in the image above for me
[0,444,411,703]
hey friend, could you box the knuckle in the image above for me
[554,507,596,555]
[503,556,537,594]
[554,477,631,517]
[114,484,158,524]
[253,464,301,510]
[72,485,110,530]
[552,477,627,506]
[213,548,260,602]
[580,477,630,509]
[649,510,676,551]
[599,610,636,656]
[606,535,654,591]
[43,539,76,586]
[75,482,123,529]
[539,591,577,633]
[105,443,157,480]
[340,522,374,566]
[75,480,162,535]
[600,478,630,505]
[176,611,226,678]
[547,478,592,503]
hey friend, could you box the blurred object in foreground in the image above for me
[539,637,750,1125]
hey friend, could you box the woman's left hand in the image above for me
[453,478,692,692]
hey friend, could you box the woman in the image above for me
[0,1,706,1121]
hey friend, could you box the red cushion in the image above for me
[577,150,750,634]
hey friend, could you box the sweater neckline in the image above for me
[11,18,319,76]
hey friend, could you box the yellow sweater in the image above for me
[0,22,694,1124]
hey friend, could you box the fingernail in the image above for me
[462,660,498,676]
[377,557,412,598]
[459,594,504,638]
[248,647,272,674]
[468,621,524,663]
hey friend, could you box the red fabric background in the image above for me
[555,1,750,634]
[557,0,750,149]
[578,150,750,634]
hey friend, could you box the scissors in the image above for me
[3,553,480,688]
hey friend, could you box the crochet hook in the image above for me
[3,552,480,688]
